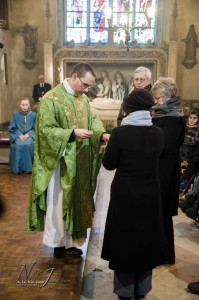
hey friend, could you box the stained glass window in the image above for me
[64,0,156,45]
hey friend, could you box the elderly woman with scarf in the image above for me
[151,78,186,265]
[101,89,166,300]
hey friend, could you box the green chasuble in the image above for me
[26,83,105,240]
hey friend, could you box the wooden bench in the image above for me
[0,138,10,165]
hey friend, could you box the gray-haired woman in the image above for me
[151,77,186,264]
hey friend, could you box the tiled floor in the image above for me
[81,167,199,300]
[1,154,199,299]
[0,164,88,300]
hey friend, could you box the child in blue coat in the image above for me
[9,98,36,174]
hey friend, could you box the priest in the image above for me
[26,63,109,257]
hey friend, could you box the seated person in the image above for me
[9,98,36,174]
[186,197,199,222]
[179,174,199,212]
[180,109,199,190]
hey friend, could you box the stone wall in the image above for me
[0,0,56,123]
[167,0,199,101]
[0,0,199,124]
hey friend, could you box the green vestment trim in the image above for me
[26,84,105,240]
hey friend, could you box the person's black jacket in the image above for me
[32,83,52,102]
[152,116,186,216]
[101,124,166,272]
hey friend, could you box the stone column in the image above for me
[0,50,3,123]
[0,47,5,123]
[167,41,178,81]
[43,41,53,87]
[169,0,178,42]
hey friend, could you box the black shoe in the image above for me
[65,247,83,257]
[118,297,132,300]
[179,194,197,213]
[135,294,145,299]
[54,247,66,256]
[54,247,83,257]
[186,199,199,222]
[188,281,199,294]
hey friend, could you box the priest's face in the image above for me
[20,99,30,113]
[74,72,95,96]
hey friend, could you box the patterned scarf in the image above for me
[151,96,184,118]
[184,124,199,145]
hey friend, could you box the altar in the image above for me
[90,98,122,131]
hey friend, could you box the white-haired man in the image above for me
[117,66,152,126]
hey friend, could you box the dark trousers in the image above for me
[163,215,175,264]
[113,269,152,298]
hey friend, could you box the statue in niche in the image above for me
[96,70,112,98]
[112,71,128,100]
[182,24,199,69]
[23,23,38,60]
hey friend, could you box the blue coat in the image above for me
[9,111,36,174]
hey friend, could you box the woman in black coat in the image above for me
[101,89,166,300]
[151,78,186,264]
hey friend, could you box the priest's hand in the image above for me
[101,133,110,143]
[74,129,93,139]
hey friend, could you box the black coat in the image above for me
[152,116,186,216]
[101,125,166,272]
[32,83,52,102]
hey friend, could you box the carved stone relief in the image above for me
[22,24,38,69]
[14,23,38,70]
[54,46,167,85]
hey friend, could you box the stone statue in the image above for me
[182,24,199,69]
[112,71,128,100]
[23,23,38,60]
[96,70,112,98]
